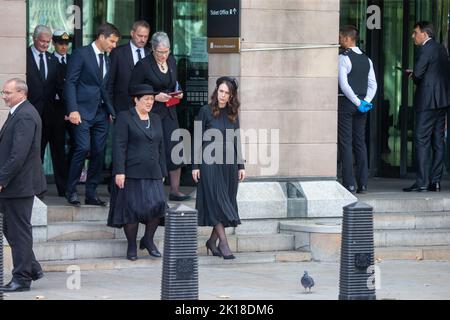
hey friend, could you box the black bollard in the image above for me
[161,204,198,300]
[0,213,3,300]
[339,202,376,300]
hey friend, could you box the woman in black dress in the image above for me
[108,84,167,261]
[192,77,246,260]
[129,31,190,202]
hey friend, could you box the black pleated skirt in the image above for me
[107,178,166,228]
[196,163,241,228]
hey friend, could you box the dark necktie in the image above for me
[136,49,142,62]
[61,56,66,65]
[98,53,104,78]
[39,53,46,80]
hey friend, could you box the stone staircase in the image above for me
[280,192,450,261]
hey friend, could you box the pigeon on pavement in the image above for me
[301,271,315,293]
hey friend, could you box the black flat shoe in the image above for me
[139,238,161,258]
[356,185,367,194]
[66,193,81,207]
[345,185,356,193]
[0,279,31,292]
[31,270,44,281]
[169,194,191,201]
[428,182,441,192]
[403,184,428,192]
[85,197,107,206]
[126,245,138,261]
[206,240,222,257]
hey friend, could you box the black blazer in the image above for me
[0,100,46,198]
[108,43,151,113]
[64,44,115,121]
[26,47,59,116]
[412,39,450,112]
[112,108,167,179]
[53,52,71,105]
[129,54,178,120]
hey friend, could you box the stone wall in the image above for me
[209,0,340,178]
[0,0,26,127]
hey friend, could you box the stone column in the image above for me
[0,0,27,127]
[208,0,340,179]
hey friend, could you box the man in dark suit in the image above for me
[0,78,46,292]
[52,29,74,168]
[26,25,62,195]
[403,21,450,192]
[64,22,120,206]
[108,20,151,113]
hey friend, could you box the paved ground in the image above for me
[2,259,450,300]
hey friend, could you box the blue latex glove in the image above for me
[357,100,373,113]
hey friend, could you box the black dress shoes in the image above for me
[428,182,441,192]
[403,184,428,192]
[356,185,367,194]
[169,194,191,201]
[0,279,31,292]
[345,185,356,193]
[139,238,162,258]
[31,270,44,281]
[66,193,81,206]
[85,197,107,206]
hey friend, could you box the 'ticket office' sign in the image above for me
[207,0,240,53]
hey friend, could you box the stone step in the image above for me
[374,212,450,230]
[32,233,295,261]
[364,197,450,213]
[40,251,312,272]
[47,200,198,223]
[46,222,235,242]
[374,246,450,261]
[375,229,450,247]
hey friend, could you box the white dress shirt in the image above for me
[91,42,106,78]
[53,52,67,64]
[31,46,48,79]
[338,47,377,107]
[10,99,26,115]
[130,41,145,65]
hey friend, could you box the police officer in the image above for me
[338,25,378,194]
[48,29,73,196]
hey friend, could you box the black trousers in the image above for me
[41,100,68,196]
[414,108,447,187]
[338,107,368,188]
[0,196,42,284]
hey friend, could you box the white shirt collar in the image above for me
[10,99,26,115]
[423,37,432,46]
[130,41,140,52]
[31,45,44,57]
[349,47,363,54]
[53,51,66,62]
[91,42,104,55]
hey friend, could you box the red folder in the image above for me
[165,91,182,107]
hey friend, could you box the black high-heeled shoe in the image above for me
[126,245,138,261]
[217,246,235,260]
[139,237,162,258]
[206,240,222,257]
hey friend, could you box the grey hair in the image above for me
[33,25,52,40]
[151,31,171,50]
[6,78,28,95]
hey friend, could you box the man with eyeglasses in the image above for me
[0,78,46,292]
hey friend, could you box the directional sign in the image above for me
[207,0,240,39]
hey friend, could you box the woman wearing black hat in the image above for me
[130,31,190,202]
[192,77,245,260]
[108,84,167,261]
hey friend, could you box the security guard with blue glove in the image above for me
[338,25,377,194]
